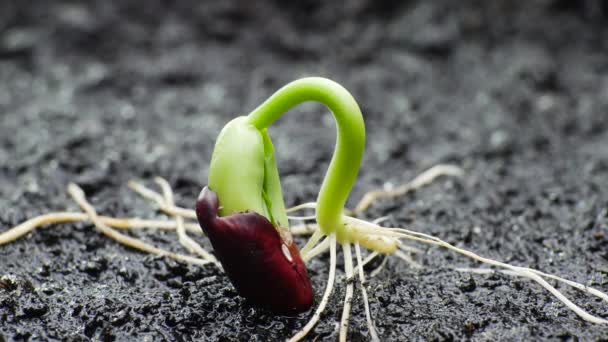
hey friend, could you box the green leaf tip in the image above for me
[208,77,365,242]
[207,116,289,228]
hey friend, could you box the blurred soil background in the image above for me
[1,0,607,340]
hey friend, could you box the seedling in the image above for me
[1,77,607,341]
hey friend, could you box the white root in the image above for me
[398,243,423,254]
[339,243,355,342]
[286,202,318,213]
[0,212,92,245]
[300,229,324,258]
[67,183,212,267]
[290,223,319,236]
[343,216,608,325]
[395,238,423,269]
[128,180,197,219]
[289,235,337,342]
[0,212,203,246]
[154,177,219,267]
[456,268,608,303]
[360,251,379,269]
[394,250,422,269]
[372,216,391,225]
[303,237,331,264]
[369,255,389,279]
[287,214,317,221]
[353,164,464,214]
[355,243,380,342]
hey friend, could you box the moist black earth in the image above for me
[1,0,608,341]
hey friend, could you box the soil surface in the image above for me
[1,1,608,341]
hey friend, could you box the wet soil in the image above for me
[1,0,608,340]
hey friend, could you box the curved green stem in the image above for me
[246,77,365,242]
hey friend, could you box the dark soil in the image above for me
[1,0,608,340]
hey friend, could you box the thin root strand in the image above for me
[353,164,464,214]
[67,183,211,267]
[154,177,219,267]
[0,212,202,246]
[343,216,608,325]
[289,235,337,342]
[355,243,380,342]
[339,243,355,342]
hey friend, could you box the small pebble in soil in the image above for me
[457,275,477,293]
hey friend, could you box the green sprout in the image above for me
[209,77,365,241]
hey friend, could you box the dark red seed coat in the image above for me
[195,187,313,313]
